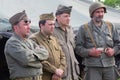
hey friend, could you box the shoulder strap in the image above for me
[105,21,112,38]
[84,23,97,48]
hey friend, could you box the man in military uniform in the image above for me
[75,2,120,80]
[53,5,80,80]
[30,12,66,80]
[4,10,49,80]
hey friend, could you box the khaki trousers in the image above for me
[13,76,42,80]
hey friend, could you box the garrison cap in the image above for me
[55,5,72,16]
[40,12,55,21]
[9,10,28,25]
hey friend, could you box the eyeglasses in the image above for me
[24,20,31,24]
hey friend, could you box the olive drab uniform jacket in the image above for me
[75,20,120,67]
[53,22,80,80]
[4,33,49,79]
[30,32,66,80]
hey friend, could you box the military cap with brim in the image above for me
[40,12,55,21]
[55,5,72,16]
[9,10,28,25]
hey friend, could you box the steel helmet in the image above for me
[89,2,107,18]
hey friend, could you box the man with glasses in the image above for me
[4,10,49,80]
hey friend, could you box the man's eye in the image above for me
[24,20,31,24]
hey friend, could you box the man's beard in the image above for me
[93,16,103,23]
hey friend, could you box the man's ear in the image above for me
[13,25,18,31]
[56,15,60,19]
[39,24,44,29]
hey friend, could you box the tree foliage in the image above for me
[103,0,120,8]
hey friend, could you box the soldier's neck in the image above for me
[59,24,67,31]
[92,20,102,27]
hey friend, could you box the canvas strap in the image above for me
[105,21,112,38]
[84,23,97,48]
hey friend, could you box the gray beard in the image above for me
[93,17,103,23]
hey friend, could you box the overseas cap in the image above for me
[9,10,28,25]
[55,5,72,16]
[89,2,107,18]
[40,12,55,21]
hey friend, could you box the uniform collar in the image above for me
[13,33,26,41]
[38,32,52,41]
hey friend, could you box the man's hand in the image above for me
[89,48,103,57]
[105,47,114,56]
[55,69,64,77]
[52,74,59,80]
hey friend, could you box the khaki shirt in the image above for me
[30,32,66,80]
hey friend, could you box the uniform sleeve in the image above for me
[41,61,57,73]
[41,51,66,74]
[70,27,76,49]
[112,24,120,55]
[5,39,48,68]
[30,40,49,60]
[75,25,91,57]
[59,44,66,71]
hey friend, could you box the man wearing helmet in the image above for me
[75,2,120,80]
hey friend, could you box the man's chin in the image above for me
[25,33,30,38]
[96,20,102,23]
[93,17,103,22]
[96,18,103,23]
[64,24,69,26]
